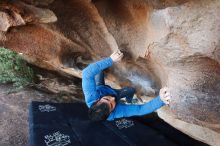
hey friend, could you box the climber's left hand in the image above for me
[110,50,123,62]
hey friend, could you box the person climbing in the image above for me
[82,50,171,121]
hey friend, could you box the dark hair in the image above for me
[88,101,110,122]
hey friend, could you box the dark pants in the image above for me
[95,71,135,103]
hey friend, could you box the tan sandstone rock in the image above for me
[0,0,219,145]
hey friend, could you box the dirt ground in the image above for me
[0,83,83,146]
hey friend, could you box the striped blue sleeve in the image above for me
[82,57,113,107]
[107,96,165,121]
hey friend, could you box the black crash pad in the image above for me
[29,101,206,146]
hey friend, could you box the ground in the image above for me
[0,83,83,146]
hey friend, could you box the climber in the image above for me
[82,50,171,121]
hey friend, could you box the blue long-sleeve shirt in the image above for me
[82,57,165,121]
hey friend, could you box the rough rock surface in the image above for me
[0,0,219,145]
[0,1,57,32]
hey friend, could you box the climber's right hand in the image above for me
[110,50,123,62]
[159,87,171,105]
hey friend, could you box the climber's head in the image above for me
[88,95,116,121]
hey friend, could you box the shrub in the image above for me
[0,47,34,89]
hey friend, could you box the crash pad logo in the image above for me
[115,119,134,129]
[44,131,71,146]
[39,104,56,112]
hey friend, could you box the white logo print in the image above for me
[39,104,56,112]
[44,131,71,146]
[115,119,134,129]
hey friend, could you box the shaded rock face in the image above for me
[0,0,219,145]
[0,1,57,31]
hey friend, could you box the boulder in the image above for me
[0,1,57,32]
[0,0,219,145]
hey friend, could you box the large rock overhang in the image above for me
[0,0,219,145]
